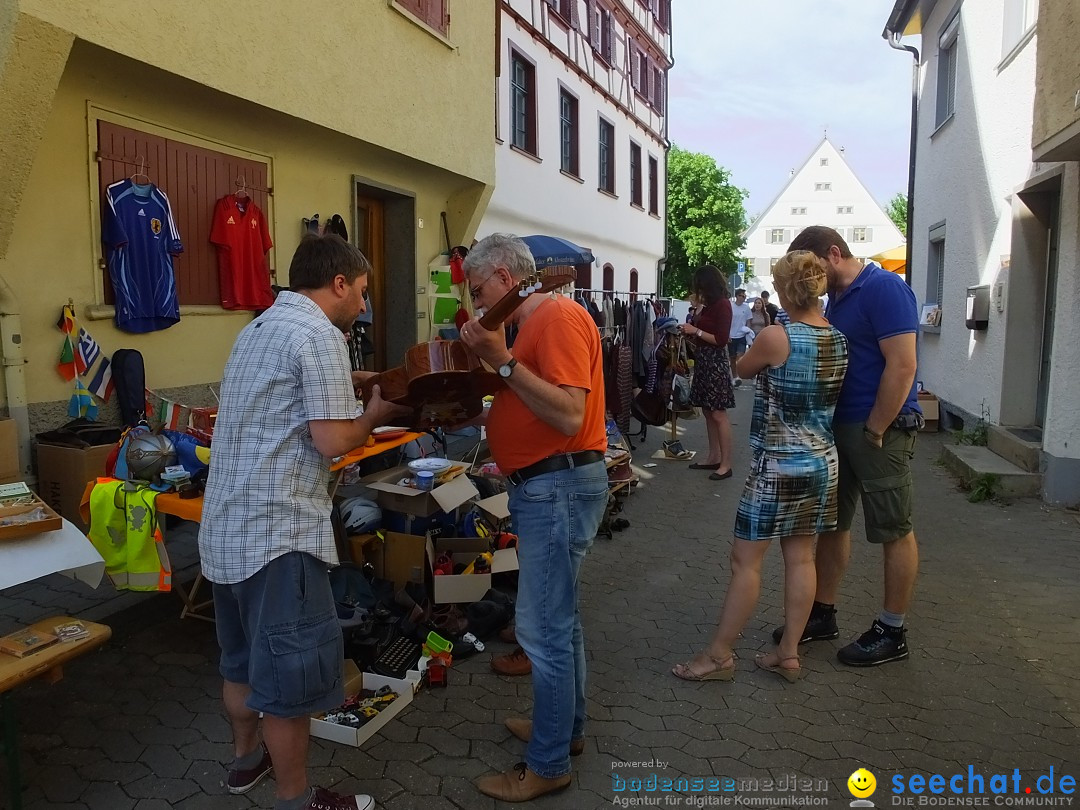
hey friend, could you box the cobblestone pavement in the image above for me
[3,388,1079,809]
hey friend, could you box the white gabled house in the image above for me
[741,138,905,294]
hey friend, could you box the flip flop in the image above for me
[689,462,722,470]
[709,470,733,481]
[671,654,736,682]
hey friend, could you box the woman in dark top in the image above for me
[679,266,736,480]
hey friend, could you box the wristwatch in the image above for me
[497,357,518,379]
[696,328,703,338]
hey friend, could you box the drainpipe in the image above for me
[0,272,31,481]
[659,4,674,297]
[886,30,920,287]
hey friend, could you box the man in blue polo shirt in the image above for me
[774,225,922,667]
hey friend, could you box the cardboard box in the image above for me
[35,443,114,532]
[362,464,478,518]
[362,531,427,589]
[309,660,421,748]
[0,418,18,483]
[427,535,519,604]
[918,391,940,432]
[473,492,510,527]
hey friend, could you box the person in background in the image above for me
[780,225,922,668]
[672,250,848,683]
[749,297,770,337]
[460,234,608,802]
[200,234,408,810]
[760,290,780,325]
[728,288,753,387]
[679,266,735,481]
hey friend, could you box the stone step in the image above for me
[987,425,1041,473]
[941,444,1043,498]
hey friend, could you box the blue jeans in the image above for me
[508,460,608,778]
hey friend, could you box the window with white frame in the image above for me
[1001,0,1038,58]
[836,205,853,215]
[559,87,579,176]
[815,182,831,191]
[768,228,785,244]
[820,158,829,166]
[790,207,807,215]
[936,12,959,127]
[746,259,755,276]
[770,257,781,270]
[928,222,946,306]
[852,227,870,242]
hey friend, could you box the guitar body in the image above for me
[361,268,576,429]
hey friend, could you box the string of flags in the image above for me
[56,304,198,428]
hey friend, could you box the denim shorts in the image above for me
[213,551,344,718]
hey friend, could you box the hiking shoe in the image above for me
[491,645,531,676]
[304,787,375,810]
[837,620,909,667]
[227,746,272,795]
[771,605,839,645]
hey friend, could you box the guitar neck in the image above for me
[477,269,576,331]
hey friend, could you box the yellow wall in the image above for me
[0,40,489,408]
[18,0,495,186]
[1033,0,1080,158]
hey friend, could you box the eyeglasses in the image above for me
[469,273,498,302]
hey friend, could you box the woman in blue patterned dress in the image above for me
[672,251,848,683]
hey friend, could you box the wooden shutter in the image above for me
[630,45,640,90]
[588,0,599,46]
[97,120,271,307]
[604,12,614,62]
[570,0,580,30]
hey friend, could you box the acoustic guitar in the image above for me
[360,266,576,429]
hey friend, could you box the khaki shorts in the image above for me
[834,422,917,544]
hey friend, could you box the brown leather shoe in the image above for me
[505,716,584,756]
[475,762,571,802]
[498,624,517,644]
[491,645,531,676]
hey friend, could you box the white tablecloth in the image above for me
[0,518,106,591]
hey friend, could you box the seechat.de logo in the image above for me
[850,768,878,808]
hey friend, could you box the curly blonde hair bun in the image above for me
[772,250,827,311]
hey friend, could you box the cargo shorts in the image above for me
[833,422,917,544]
[213,551,344,718]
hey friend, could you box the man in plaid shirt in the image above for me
[199,234,406,810]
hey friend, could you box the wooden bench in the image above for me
[0,616,111,810]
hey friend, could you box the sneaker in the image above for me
[491,645,532,676]
[836,620,909,667]
[771,605,839,645]
[304,787,376,810]
[227,746,273,795]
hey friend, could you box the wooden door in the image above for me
[355,196,387,371]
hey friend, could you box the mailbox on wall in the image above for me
[966,285,990,330]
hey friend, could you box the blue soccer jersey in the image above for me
[103,180,183,333]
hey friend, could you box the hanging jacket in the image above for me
[87,477,172,592]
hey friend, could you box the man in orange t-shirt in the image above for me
[459,234,607,803]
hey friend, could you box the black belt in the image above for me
[507,450,605,486]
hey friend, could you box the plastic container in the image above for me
[415,470,435,491]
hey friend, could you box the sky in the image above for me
[668,1,914,219]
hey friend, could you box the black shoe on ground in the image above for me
[227,745,273,795]
[771,605,839,645]
[837,619,909,667]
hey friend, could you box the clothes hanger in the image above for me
[235,175,250,200]
[130,155,151,185]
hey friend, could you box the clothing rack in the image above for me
[575,288,669,300]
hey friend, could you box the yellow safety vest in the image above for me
[88,478,172,592]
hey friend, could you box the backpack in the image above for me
[111,349,147,427]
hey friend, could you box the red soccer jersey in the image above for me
[210,195,274,310]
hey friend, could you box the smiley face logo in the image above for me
[848,768,877,799]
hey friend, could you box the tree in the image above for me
[887,192,908,237]
[664,145,748,299]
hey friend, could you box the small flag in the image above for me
[89,357,114,402]
[56,305,76,335]
[57,336,77,381]
[68,380,99,421]
[165,401,183,430]
[76,328,100,374]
